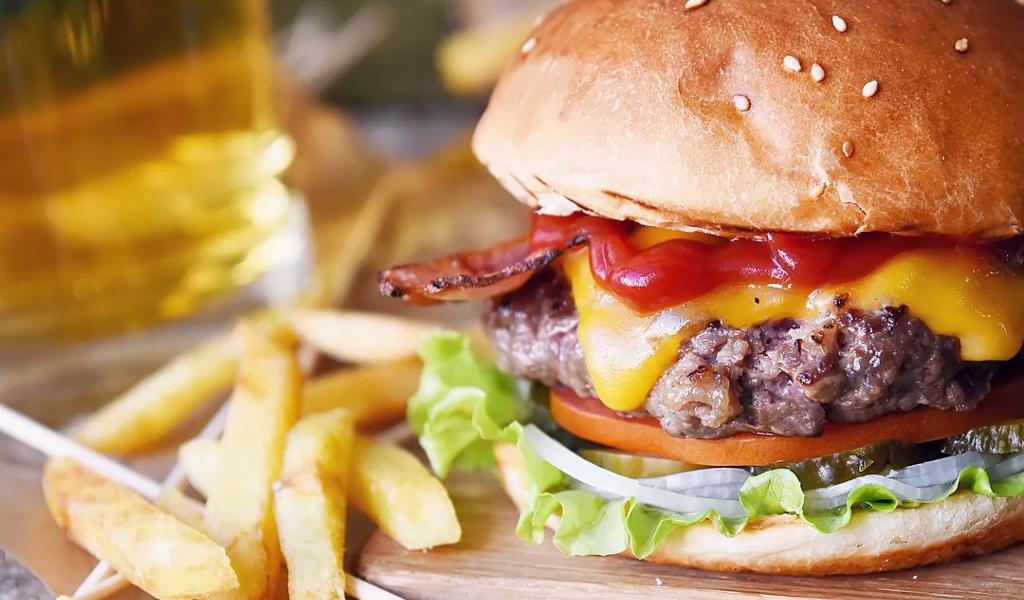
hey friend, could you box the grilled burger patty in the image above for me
[484,269,998,439]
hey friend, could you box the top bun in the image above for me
[473,0,1024,239]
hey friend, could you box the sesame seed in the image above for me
[842,141,855,158]
[955,38,970,53]
[684,0,709,9]
[811,182,827,198]
[783,55,802,73]
[521,37,537,54]
[733,94,751,112]
[940,0,952,4]
[656,578,664,586]
[862,80,879,98]
[832,15,848,32]
[811,63,826,82]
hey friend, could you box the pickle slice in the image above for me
[752,441,943,490]
[942,420,1024,455]
[580,448,697,478]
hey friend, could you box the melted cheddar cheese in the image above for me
[563,242,1024,413]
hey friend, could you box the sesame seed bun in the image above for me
[494,443,1024,575]
[473,0,1024,239]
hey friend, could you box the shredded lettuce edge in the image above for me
[409,330,1024,559]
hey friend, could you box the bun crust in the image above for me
[494,444,1024,575]
[473,0,1024,239]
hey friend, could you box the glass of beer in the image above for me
[0,0,303,345]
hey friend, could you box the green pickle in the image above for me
[752,441,943,490]
[942,420,1024,455]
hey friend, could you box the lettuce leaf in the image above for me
[408,331,525,477]
[410,331,1024,559]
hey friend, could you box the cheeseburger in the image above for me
[382,0,1024,574]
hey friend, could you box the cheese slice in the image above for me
[564,245,1024,412]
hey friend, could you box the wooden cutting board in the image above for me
[357,472,1024,600]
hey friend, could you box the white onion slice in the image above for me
[522,426,746,517]
[522,425,638,498]
[633,484,746,519]
[889,451,999,487]
[641,468,750,490]
[991,452,1024,480]
[803,475,953,512]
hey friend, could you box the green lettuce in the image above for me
[410,330,1024,559]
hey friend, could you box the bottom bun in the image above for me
[494,443,1024,575]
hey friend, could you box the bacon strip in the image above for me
[379,235,586,304]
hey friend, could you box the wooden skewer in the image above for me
[0,404,161,498]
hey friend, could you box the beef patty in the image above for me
[484,269,997,439]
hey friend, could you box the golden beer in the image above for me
[0,0,297,343]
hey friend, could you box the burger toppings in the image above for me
[378,234,585,304]
[406,330,1024,559]
[647,311,991,438]
[527,214,1014,316]
[388,214,1024,420]
[549,386,1024,466]
[486,270,997,439]
[943,420,1024,455]
[748,441,944,490]
[554,219,1024,414]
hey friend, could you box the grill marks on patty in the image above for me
[484,270,997,439]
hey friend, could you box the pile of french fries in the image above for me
[41,309,462,600]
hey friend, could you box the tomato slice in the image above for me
[550,376,1024,466]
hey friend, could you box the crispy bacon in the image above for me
[379,235,586,304]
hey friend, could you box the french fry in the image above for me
[181,432,461,550]
[204,320,301,600]
[183,358,420,499]
[348,436,461,550]
[72,333,236,454]
[286,309,433,364]
[157,486,207,531]
[178,437,219,498]
[437,17,536,96]
[274,409,354,600]
[43,457,238,600]
[302,361,420,429]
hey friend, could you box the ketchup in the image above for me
[529,214,1001,314]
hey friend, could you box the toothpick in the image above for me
[346,573,405,600]
[0,404,160,498]
[70,575,124,600]
[72,564,110,597]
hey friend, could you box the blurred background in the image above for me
[0,0,560,416]
[0,3,565,594]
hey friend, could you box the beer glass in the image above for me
[0,0,302,344]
